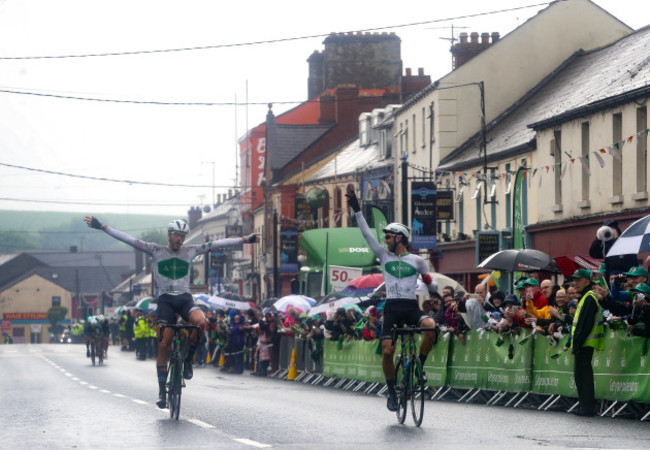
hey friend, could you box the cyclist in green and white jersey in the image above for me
[85,216,257,408]
[346,189,438,412]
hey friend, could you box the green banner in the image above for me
[531,334,576,397]
[448,329,533,391]
[512,167,525,250]
[322,328,650,404]
[593,329,650,402]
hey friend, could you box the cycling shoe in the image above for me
[156,395,167,409]
[183,361,193,380]
[387,393,399,412]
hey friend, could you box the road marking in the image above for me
[233,438,272,448]
[100,390,111,394]
[188,419,215,429]
[79,381,88,385]
[72,377,79,381]
[65,373,72,377]
[88,385,98,390]
[132,399,148,405]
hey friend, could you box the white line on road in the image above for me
[79,381,88,385]
[100,390,111,394]
[113,393,126,398]
[72,377,79,381]
[187,419,215,429]
[65,373,72,377]
[232,438,272,448]
[132,399,148,405]
[88,385,98,390]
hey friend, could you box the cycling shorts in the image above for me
[156,292,200,324]
[380,299,429,340]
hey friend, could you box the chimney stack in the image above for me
[451,31,500,70]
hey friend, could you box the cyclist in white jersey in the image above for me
[346,189,438,412]
[85,216,257,408]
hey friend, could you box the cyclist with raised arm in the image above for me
[345,189,438,412]
[84,216,257,408]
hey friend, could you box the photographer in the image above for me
[589,219,637,284]
[324,307,355,342]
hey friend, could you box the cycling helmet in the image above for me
[89,317,98,326]
[97,315,105,322]
[167,219,189,235]
[383,222,410,240]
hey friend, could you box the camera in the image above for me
[597,225,615,242]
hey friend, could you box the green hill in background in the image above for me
[0,210,173,253]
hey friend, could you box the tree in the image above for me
[138,229,167,245]
[47,306,69,336]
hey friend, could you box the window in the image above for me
[637,106,647,194]
[52,296,61,307]
[412,114,417,153]
[613,113,623,197]
[553,130,562,207]
[421,107,426,148]
[581,122,590,202]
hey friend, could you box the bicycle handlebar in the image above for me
[391,326,437,336]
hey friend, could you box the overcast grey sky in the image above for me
[0,0,643,217]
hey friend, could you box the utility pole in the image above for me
[273,208,279,297]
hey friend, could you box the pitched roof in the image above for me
[439,25,650,170]
[0,253,47,288]
[307,139,386,182]
[269,123,333,171]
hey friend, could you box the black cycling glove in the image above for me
[243,233,257,244]
[345,190,360,213]
[89,217,104,230]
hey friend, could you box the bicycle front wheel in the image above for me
[168,361,182,420]
[410,356,426,427]
[394,357,407,424]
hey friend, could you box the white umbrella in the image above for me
[607,214,650,257]
[308,295,369,316]
[272,295,316,313]
[207,295,253,311]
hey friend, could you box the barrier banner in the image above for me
[424,332,451,387]
[593,330,650,402]
[531,334,576,397]
[323,339,383,382]
[448,329,533,391]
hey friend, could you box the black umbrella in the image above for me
[478,249,561,273]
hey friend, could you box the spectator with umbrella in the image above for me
[590,218,637,285]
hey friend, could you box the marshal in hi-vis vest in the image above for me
[571,290,605,351]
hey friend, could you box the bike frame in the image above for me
[160,323,199,420]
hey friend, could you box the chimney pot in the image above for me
[470,32,479,44]
[459,32,468,44]
[405,68,412,76]
[481,32,490,45]
[418,67,424,76]
[491,32,500,43]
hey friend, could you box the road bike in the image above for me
[160,323,199,420]
[89,335,103,366]
[391,325,436,427]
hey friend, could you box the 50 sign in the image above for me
[329,265,362,293]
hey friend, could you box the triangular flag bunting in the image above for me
[592,151,605,168]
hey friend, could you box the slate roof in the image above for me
[269,124,333,171]
[439,25,650,170]
[0,265,130,294]
[307,139,388,182]
[23,250,135,270]
[0,253,47,288]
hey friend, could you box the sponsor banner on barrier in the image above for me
[322,328,650,404]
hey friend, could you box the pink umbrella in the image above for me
[347,273,383,289]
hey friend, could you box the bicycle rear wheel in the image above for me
[394,357,407,424]
[410,357,426,427]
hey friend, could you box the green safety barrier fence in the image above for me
[322,328,650,404]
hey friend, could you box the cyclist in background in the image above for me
[346,189,438,412]
[97,315,110,359]
[84,216,257,408]
[84,316,103,359]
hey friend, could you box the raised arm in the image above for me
[345,189,384,256]
[198,233,259,254]
[84,216,153,254]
